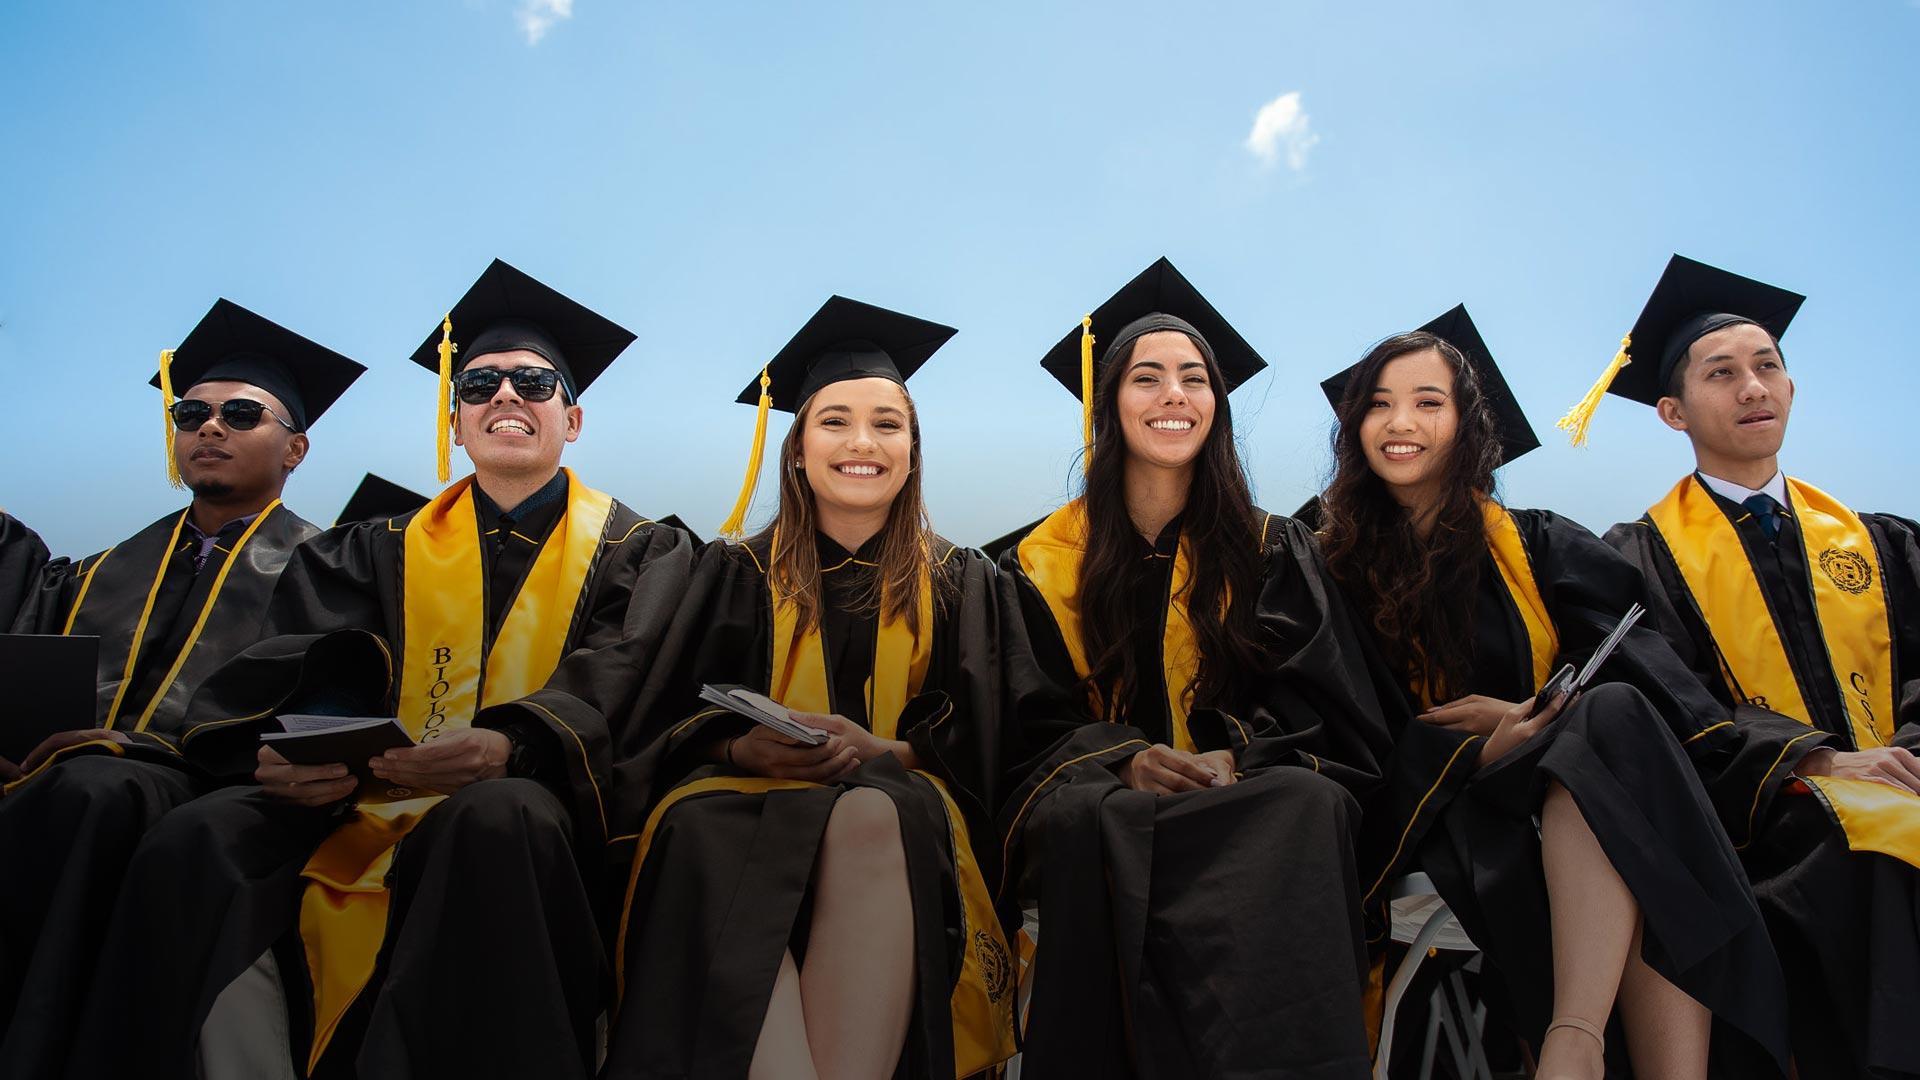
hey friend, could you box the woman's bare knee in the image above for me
[821,788,903,859]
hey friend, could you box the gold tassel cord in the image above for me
[1555,334,1632,448]
[159,349,184,489]
[719,367,773,540]
[436,315,455,484]
[1079,315,1095,470]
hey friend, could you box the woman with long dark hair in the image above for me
[601,297,1015,1080]
[1317,308,1789,1079]
[997,259,1392,1078]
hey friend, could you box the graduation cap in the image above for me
[1319,304,1540,466]
[1291,494,1324,531]
[410,259,637,481]
[718,296,957,538]
[981,518,1042,563]
[1556,255,1805,444]
[335,473,430,526]
[657,514,703,546]
[1038,257,1268,463]
[152,299,367,488]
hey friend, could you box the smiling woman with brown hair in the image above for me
[996,259,1392,1078]
[603,297,1015,1080]
[1317,307,1790,1079]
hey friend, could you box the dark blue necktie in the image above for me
[1742,493,1784,540]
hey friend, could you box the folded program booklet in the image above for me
[261,715,415,780]
[698,685,829,747]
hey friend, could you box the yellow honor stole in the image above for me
[297,470,613,1073]
[1482,502,1560,698]
[1646,474,1916,868]
[1016,499,1203,752]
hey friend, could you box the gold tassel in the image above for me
[1555,333,1632,447]
[436,315,455,483]
[719,367,773,539]
[1078,314,1095,469]
[159,349,184,489]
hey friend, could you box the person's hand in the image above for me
[1476,693,1569,770]
[19,729,131,774]
[369,729,511,794]
[726,725,860,782]
[1118,743,1234,795]
[790,712,925,770]
[1419,695,1520,738]
[1796,746,1920,794]
[257,745,358,806]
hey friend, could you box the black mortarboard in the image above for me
[151,298,365,433]
[1557,255,1805,443]
[408,258,636,400]
[1038,257,1269,402]
[982,518,1043,563]
[1608,255,1805,408]
[1292,495,1324,531]
[1319,304,1539,466]
[336,473,430,526]
[718,296,956,537]
[658,514,703,546]
[733,296,957,413]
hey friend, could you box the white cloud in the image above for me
[1244,91,1319,173]
[516,0,574,44]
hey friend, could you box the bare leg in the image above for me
[749,950,819,1080]
[1537,782,1634,1080]
[1618,919,1711,1077]
[798,788,915,1080]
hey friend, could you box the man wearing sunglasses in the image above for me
[0,299,363,1077]
[75,260,696,1080]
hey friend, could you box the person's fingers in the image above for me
[1145,760,1206,793]
[1155,751,1217,786]
[259,745,291,766]
[1883,748,1920,791]
[1866,758,1920,795]
[396,735,473,762]
[292,779,359,806]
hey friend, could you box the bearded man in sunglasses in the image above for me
[70,260,696,1080]
[0,299,363,1076]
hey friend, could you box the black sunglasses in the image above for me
[170,398,297,433]
[452,365,568,405]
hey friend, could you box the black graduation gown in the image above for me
[604,531,1013,1080]
[1357,508,1789,1074]
[0,502,316,1079]
[0,511,49,633]
[64,474,693,1080]
[1608,487,1920,1079]
[997,510,1391,1080]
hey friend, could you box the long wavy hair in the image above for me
[1317,331,1503,702]
[751,380,953,636]
[1076,330,1270,719]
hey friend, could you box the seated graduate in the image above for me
[996,258,1392,1078]
[1315,307,1788,1079]
[0,302,362,1077]
[1588,256,1920,1080]
[0,510,48,632]
[603,297,1016,1080]
[67,259,694,1080]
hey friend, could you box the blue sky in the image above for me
[4,0,1915,556]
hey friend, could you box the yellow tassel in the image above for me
[1078,314,1095,469]
[1555,333,1632,447]
[719,367,773,539]
[159,349,184,489]
[436,315,455,484]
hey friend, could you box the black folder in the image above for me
[0,634,100,763]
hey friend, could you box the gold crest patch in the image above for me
[1819,548,1873,595]
[974,929,1013,1003]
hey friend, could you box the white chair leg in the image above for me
[1373,906,1453,1080]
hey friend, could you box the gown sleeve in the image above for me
[472,513,697,851]
[1862,513,1920,746]
[0,512,51,633]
